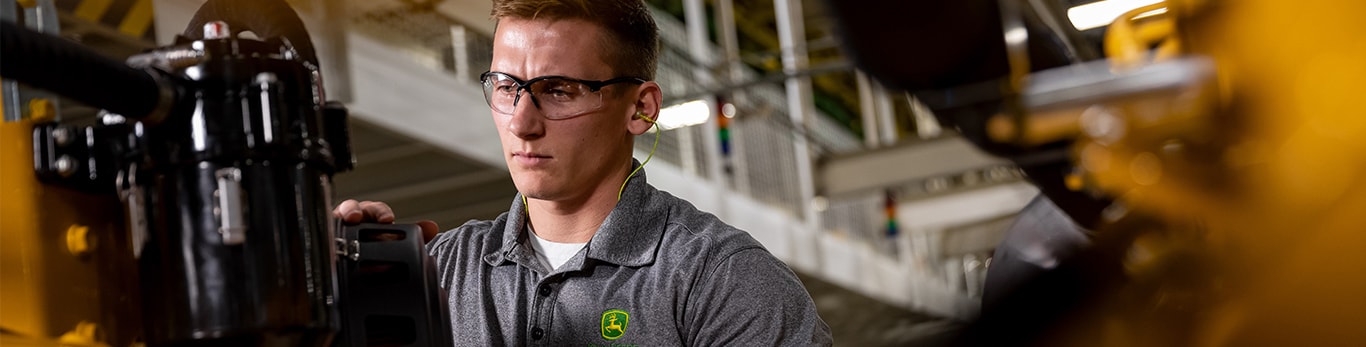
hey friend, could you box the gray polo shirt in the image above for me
[428,166,832,346]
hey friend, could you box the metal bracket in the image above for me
[33,118,141,193]
[213,167,247,245]
[335,237,360,261]
[117,164,148,258]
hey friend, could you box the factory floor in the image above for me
[799,273,966,346]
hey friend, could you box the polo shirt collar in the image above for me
[482,195,532,267]
[585,162,668,267]
[483,160,668,268]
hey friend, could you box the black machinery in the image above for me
[0,0,452,345]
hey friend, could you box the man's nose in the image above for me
[513,88,542,109]
[507,92,545,139]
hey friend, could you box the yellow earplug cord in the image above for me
[619,113,660,199]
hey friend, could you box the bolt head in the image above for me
[66,225,94,257]
[54,155,77,177]
[52,127,72,146]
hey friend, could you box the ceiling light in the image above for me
[1067,0,1164,31]
[657,100,711,130]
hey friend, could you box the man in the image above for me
[335,0,831,344]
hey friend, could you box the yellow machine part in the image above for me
[0,115,141,344]
[1050,0,1366,345]
[1181,0,1366,344]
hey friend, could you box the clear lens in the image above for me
[481,73,603,119]
[483,74,520,113]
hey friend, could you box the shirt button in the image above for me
[538,286,552,296]
[531,327,544,340]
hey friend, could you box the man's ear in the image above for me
[627,81,663,136]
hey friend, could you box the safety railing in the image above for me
[351,4,455,72]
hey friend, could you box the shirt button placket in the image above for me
[530,277,557,343]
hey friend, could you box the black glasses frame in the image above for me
[479,71,647,112]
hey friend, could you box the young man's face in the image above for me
[489,17,644,204]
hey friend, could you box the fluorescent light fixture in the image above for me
[1067,0,1164,31]
[657,100,711,130]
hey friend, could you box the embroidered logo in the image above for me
[600,309,630,340]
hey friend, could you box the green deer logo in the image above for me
[600,309,630,340]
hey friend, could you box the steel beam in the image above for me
[817,137,1010,197]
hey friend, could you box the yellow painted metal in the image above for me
[0,334,66,346]
[56,321,111,347]
[985,107,1085,146]
[117,0,154,38]
[73,0,115,24]
[0,320,110,347]
[982,4,1187,149]
[1178,0,1366,344]
[27,98,54,122]
[1047,0,1366,345]
[1105,3,1180,71]
[0,119,141,345]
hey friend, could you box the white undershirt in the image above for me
[528,226,588,271]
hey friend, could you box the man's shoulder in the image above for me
[452,214,504,234]
[652,190,768,264]
[647,189,831,345]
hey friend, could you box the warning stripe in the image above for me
[116,0,152,38]
[72,0,113,23]
[56,0,154,39]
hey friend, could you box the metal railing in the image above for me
[351,4,456,71]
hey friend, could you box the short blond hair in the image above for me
[491,0,660,80]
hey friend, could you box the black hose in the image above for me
[182,0,319,66]
[0,21,165,119]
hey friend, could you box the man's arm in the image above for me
[684,247,832,346]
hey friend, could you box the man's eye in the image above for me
[494,85,516,93]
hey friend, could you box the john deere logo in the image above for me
[600,309,630,340]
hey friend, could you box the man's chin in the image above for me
[511,177,557,200]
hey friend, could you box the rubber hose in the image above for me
[0,21,164,119]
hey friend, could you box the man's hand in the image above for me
[333,199,441,242]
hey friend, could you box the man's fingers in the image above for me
[334,200,395,224]
[416,220,440,242]
[358,201,395,223]
[334,199,362,223]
